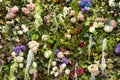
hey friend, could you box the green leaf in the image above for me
[32,34,39,40]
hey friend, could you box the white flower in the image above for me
[11,52,16,57]
[63,51,70,55]
[88,64,99,76]
[109,0,115,7]
[104,25,113,32]
[18,30,23,35]
[60,63,66,70]
[63,6,71,18]
[64,33,71,39]
[0,0,3,2]
[98,22,104,27]
[119,2,120,8]
[41,34,49,41]
[52,66,58,71]
[89,27,96,33]
[93,22,99,28]
[19,52,24,57]
[29,68,37,74]
[21,24,26,29]
[52,61,57,67]
[16,56,24,63]
[65,69,70,75]
[32,62,37,68]
[19,63,24,68]
[44,50,52,59]
[50,71,54,75]
[57,52,64,58]
[54,72,59,77]
[23,28,28,33]
[58,14,64,22]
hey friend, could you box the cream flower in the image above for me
[16,56,24,63]
[57,52,64,58]
[54,72,59,77]
[65,69,70,75]
[11,52,17,57]
[93,22,99,28]
[88,64,99,76]
[32,62,37,68]
[70,17,76,23]
[64,33,71,39]
[52,66,58,72]
[52,61,57,67]
[41,34,49,41]
[104,25,113,32]
[109,0,115,7]
[19,63,24,68]
[44,50,52,59]
[89,27,96,33]
[60,63,66,70]
[63,51,70,55]
[28,41,39,53]
[18,30,23,35]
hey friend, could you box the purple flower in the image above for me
[12,46,22,54]
[115,43,120,55]
[62,57,69,64]
[54,58,60,61]
[55,49,60,55]
[81,8,88,12]
[81,0,90,3]
[20,45,26,51]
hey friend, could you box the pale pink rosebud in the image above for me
[69,10,75,17]
[22,7,30,15]
[33,72,39,79]
[9,6,19,13]
[77,14,84,21]
[70,17,76,23]
[6,13,15,19]
[109,20,117,28]
[27,3,35,11]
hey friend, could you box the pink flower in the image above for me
[70,71,75,79]
[69,10,75,16]
[76,68,84,75]
[77,14,84,21]
[70,17,76,23]
[1,53,5,59]
[109,20,117,28]
[22,7,30,15]
[33,72,39,79]
[7,56,12,62]
[27,3,35,11]
[6,13,15,19]
[9,6,19,13]
[70,61,76,66]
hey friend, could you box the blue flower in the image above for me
[79,2,85,8]
[85,2,92,7]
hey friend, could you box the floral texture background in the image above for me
[0,0,120,80]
